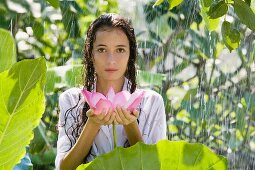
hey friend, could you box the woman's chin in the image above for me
[99,75,124,82]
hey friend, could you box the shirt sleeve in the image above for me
[55,88,82,170]
[139,90,167,144]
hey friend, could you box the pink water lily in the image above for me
[81,87,145,115]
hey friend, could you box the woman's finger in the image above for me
[115,110,122,124]
[97,109,107,121]
[121,107,133,120]
[102,108,112,123]
[116,107,127,121]
[132,109,139,118]
[113,119,119,125]
[86,109,94,117]
[105,111,115,125]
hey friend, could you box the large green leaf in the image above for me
[221,21,240,52]
[77,140,227,170]
[207,1,228,19]
[0,29,16,73]
[13,146,33,170]
[0,57,46,169]
[233,0,255,31]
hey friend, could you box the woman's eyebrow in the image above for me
[116,45,128,47]
[95,44,107,47]
[95,44,128,48]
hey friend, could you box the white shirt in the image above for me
[55,78,167,169]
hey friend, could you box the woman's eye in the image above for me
[116,48,125,53]
[97,48,106,53]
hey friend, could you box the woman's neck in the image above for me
[96,77,125,96]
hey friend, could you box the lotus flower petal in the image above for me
[113,91,130,107]
[106,87,115,103]
[81,89,107,108]
[94,99,113,115]
[91,92,107,107]
[125,90,145,112]
[81,90,92,106]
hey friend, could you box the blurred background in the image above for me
[0,0,255,169]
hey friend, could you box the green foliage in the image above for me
[202,0,213,8]
[77,140,227,170]
[32,21,44,40]
[145,1,255,168]
[168,0,184,10]
[199,0,255,51]
[137,70,166,88]
[221,21,240,52]
[207,1,228,19]
[233,0,255,31]
[0,57,46,169]
[144,1,170,24]
[0,29,16,73]
[45,69,62,94]
[47,0,60,9]
[153,0,184,10]
[30,147,56,166]
[200,2,220,31]
[65,65,83,87]
[245,0,251,6]
[60,1,82,38]
[153,0,164,7]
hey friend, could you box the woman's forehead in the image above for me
[94,27,129,45]
[96,26,125,35]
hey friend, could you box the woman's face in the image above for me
[92,27,130,82]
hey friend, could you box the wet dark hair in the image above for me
[60,13,138,153]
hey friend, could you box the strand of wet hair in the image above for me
[61,94,81,127]
[60,94,82,151]
[69,104,84,144]
[68,98,90,149]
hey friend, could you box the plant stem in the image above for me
[113,123,117,148]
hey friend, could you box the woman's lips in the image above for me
[105,69,118,72]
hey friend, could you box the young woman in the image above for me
[55,13,166,170]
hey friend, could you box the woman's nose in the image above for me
[107,52,116,64]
